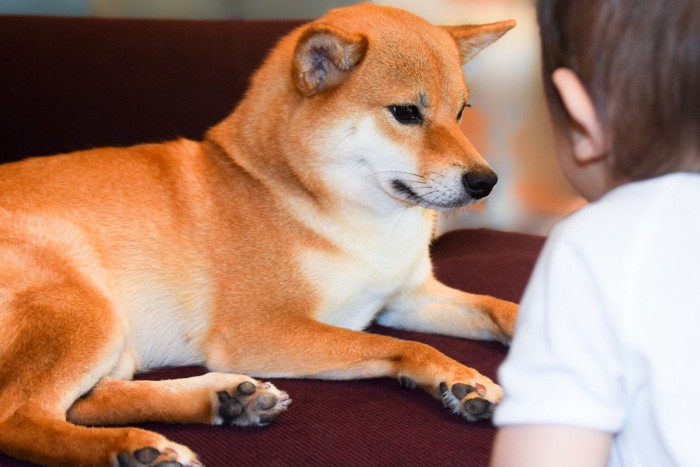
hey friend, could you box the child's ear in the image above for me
[551,68,606,162]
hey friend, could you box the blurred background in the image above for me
[0,0,584,235]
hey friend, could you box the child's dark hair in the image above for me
[536,0,700,180]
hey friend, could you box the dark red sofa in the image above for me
[0,15,544,466]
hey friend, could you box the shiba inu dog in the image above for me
[0,4,515,466]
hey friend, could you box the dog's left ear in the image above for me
[293,24,368,96]
[443,20,516,64]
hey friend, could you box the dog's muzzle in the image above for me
[462,168,498,200]
[387,166,499,209]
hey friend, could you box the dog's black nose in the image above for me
[462,168,498,199]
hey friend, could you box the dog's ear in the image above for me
[293,25,368,96]
[443,20,516,64]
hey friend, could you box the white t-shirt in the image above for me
[494,173,700,466]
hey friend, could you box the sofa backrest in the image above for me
[0,15,304,163]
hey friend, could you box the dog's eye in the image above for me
[388,105,423,125]
[456,102,471,121]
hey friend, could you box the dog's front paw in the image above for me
[439,381,501,422]
[482,297,519,344]
[213,379,291,427]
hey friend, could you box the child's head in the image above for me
[536,0,700,194]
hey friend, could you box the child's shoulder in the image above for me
[552,173,699,248]
[562,173,697,226]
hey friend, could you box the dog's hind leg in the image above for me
[0,412,199,467]
[0,259,199,466]
[68,372,291,428]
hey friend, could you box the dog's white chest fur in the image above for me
[301,207,434,330]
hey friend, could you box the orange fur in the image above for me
[0,5,515,466]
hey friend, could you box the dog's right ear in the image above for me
[293,25,368,96]
[443,20,516,64]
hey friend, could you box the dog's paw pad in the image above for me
[440,381,496,422]
[117,447,199,467]
[134,448,160,464]
[214,379,291,427]
[256,392,279,410]
[450,382,475,399]
[237,381,256,396]
[217,391,243,420]
[464,398,491,417]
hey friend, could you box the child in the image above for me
[490,0,700,466]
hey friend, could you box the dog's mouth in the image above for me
[390,179,469,210]
[388,169,497,210]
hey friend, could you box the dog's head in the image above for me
[232,4,514,213]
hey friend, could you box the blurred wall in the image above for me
[0,0,356,19]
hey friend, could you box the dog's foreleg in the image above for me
[203,317,501,421]
[376,276,518,344]
[68,373,291,427]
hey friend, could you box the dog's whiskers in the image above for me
[419,190,438,199]
[372,170,424,176]
[369,170,426,181]
[388,206,411,242]
[392,179,429,186]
